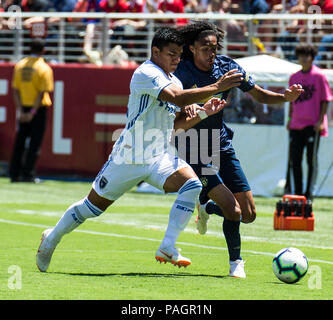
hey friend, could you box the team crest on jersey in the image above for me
[200,177,208,187]
[99,176,108,189]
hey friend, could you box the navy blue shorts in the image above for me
[189,147,251,204]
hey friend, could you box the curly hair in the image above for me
[178,21,225,60]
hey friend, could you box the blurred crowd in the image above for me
[1,0,332,60]
[0,0,332,20]
[0,0,325,13]
[1,1,333,55]
[1,1,332,126]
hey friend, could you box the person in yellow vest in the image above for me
[9,38,54,183]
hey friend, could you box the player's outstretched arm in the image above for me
[248,84,303,105]
[159,70,242,109]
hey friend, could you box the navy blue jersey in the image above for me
[174,55,255,152]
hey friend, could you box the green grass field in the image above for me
[0,177,332,300]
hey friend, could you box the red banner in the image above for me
[0,63,136,177]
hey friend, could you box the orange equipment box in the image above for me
[274,194,314,231]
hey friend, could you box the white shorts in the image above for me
[92,152,190,201]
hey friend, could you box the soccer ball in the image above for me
[272,247,308,284]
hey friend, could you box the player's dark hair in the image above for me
[295,44,318,59]
[30,38,45,54]
[178,21,225,59]
[151,26,184,51]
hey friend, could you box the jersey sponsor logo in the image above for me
[157,98,177,116]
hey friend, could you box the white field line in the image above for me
[0,218,332,265]
[13,209,333,250]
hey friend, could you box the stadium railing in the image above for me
[0,12,333,68]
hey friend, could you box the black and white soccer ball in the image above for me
[272,247,308,284]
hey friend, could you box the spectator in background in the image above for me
[47,0,78,12]
[315,20,333,68]
[207,0,228,14]
[74,0,102,55]
[99,0,145,58]
[72,0,89,12]
[0,2,7,30]
[19,0,50,38]
[1,0,19,11]
[260,0,307,58]
[187,0,211,12]
[286,44,332,200]
[277,20,300,60]
[312,0,333,13]
[157,0,187,25]
[181,0,209,13]
[20,0,49,11]
[72,0,102,19]
[242,0,270,53]
[99,0,129,13]
[128,0,144,12]
[143,0,160,13]
[71,0,100,22]
[207,0,247,43]
[86,0,102,11]
[107,0,147,44]
[183,0,198,13]
[9,38,54,183]
[242,0,270,13]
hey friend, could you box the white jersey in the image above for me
[111,60,182,164]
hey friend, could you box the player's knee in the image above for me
[226,205,242,222]
[178,178,202,199]
[241,208,256,224]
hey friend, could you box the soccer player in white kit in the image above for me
[36,27,244,272]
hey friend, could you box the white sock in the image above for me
[47,197,103,244]
[161,178,202,249]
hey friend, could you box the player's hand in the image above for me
[184,104,199,118]
[216,69,243,92]
[284,84,304,102]
[203,97,227,116]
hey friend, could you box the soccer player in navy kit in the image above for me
[174,21,303,277]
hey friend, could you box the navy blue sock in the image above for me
[205,201,224,217]
[223,219,241,262]
[204,200,241,261]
